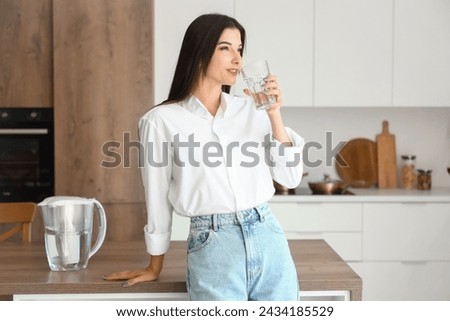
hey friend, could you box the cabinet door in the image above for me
[363,203,450,261]
[393,0,450,106]
[54,0,152,203]
[153,0,234,104]
[234,0,314,107]
[269,202,362,261]
[314,0,393,107]
[270,202,362,231]
[0,0,53,107]
[353,262,450,300]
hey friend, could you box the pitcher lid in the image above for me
[38,196,96,207]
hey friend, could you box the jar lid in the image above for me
[401,155,416,160]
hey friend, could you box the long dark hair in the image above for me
[161,14,246,105]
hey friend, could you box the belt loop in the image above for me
[255,204,266,222]
[212,214,219,231]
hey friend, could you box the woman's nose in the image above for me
[232,52,241,66]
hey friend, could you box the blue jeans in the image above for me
[186,203,299,301]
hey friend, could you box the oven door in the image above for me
[0,128,54,202]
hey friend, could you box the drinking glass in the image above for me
[241,60,276,110]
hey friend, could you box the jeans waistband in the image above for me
[190,203,270,231]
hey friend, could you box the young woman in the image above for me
[104,13,305,301]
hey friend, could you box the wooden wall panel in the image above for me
[103,203,147,241]
[53,0,152,207]
[0,0,53,107]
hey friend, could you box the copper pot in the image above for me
[308,174,350,195]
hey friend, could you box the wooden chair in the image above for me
[0,202,37,242]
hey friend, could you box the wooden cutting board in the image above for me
[335,138,378,188]
[376,120,398,188]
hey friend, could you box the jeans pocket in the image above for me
[187,227,214,253]
[263,214,285,235]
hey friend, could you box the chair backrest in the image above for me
[0,202,37,242]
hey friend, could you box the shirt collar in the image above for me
[181,92,229,119]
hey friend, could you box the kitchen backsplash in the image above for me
[280,107,450,188]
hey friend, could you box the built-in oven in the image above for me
[0,108,54,202]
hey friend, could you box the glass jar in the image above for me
[401,155,416,189]
[417,169,432,190]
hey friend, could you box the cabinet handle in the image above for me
[298,232,324,238]
[400,202,429,206]
[400,260,427,265]
[0,128,48,135]
[295,202,324,205]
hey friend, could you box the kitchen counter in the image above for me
[272,187,450,203]
[0,240,362,301]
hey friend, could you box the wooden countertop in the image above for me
[0,239,362,300]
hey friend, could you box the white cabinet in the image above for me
[314,0,393,107]
[171,213,190,241]
[350,261,450,301]
[363,203,450,261]
[269,202,363,261]
[234,0,314,107]
[361,202,450,300]
[154,0,450,108]
[393,0,450,107]
[270,196,450,300]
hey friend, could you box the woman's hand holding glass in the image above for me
[244,73,283,113]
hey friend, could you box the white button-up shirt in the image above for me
[139,93,305,255]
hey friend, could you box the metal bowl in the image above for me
[308,174,349,195]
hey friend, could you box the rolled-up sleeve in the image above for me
[139,117,173,256]
[268,127,305,188]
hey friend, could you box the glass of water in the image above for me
[241,60,276,110]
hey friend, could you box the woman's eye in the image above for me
[219,46,229,51]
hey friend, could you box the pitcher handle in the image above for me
[89,199,107,258]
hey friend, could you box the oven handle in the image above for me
[0,128,49,135]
